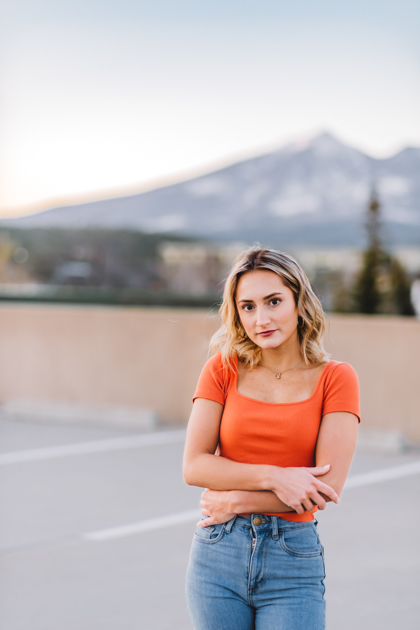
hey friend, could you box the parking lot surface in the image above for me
[1,418,419,630]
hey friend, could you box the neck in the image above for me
[260,343,303,373]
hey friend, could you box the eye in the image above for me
[242,304,255,312]
[269,298,281,306]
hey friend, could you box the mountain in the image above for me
[2,133,420,247]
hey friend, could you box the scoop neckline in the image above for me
[234,358,337,406]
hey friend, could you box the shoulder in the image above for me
[324,360,359,385]
[201,352,234,377]
[203,352,224,371]
[193,352,237,404]
[200,352,238,391]
[321,360,360,419]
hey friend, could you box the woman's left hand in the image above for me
[197,489,236,527]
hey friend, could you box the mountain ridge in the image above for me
[2,132,419,247]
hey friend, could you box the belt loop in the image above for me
[271,516,279,540]
[225,515,237,533]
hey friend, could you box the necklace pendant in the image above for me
[276,373,281,379]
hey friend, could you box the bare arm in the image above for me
[198,410,358,525]
[314,411,359,497]
[183,398,273,492]
[184,398,339,515]
[199,488,292,519]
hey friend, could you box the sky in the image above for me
[0,0,419,217]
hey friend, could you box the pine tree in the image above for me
[389,258,415,316]
[353,194,384,314]
[352,192,414,315]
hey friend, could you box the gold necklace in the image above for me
[260,359,304,379]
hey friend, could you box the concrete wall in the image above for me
[0,304,419,441]
[323,315,420,443]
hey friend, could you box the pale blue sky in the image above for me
[1,0,419,215]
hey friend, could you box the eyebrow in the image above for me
[238,292,284,304]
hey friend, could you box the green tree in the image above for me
[353,194,384,314]
[351,193,414,315]
[388,258,415,316]
[353,247,382,313]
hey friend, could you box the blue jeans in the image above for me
[186,514,326,630]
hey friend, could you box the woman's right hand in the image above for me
[269,464,339,514]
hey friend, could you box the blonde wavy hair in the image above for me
[210,246,330,369]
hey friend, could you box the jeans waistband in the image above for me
[224,514,317,539]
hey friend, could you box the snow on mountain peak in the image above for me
[308,132,351,157]
[1,132,419,247]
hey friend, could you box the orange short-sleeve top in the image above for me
[193,353,360,522]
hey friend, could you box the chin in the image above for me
[256,337,283,349]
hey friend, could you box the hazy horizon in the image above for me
[2,130,420,221]
[1,0,419,217]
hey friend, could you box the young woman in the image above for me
[183,247,360,630]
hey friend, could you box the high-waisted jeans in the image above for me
[185,514,326,630]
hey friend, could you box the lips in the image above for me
[258,330,276,337]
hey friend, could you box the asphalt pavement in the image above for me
[1,418,419,630]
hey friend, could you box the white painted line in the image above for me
[83,460,420,542]
[83,509,201,541]
[0,429,187,465]
[344,460,420,488]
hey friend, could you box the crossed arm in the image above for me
[183,398,359,526]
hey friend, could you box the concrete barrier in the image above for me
[0,399,156,430]
[0,304,419,442]
[323,314,420,444]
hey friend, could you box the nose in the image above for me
[255,306,271,327]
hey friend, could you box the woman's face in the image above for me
[235,269,300,350]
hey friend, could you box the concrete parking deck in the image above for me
[1,419,419,630]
